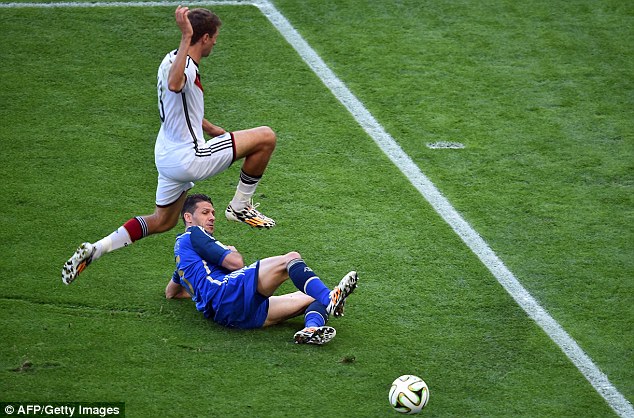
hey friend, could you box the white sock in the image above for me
[93,226,132,260]
[230,190,252,211]
[230,174,260,210]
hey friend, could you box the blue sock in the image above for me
[287,258,331,307]
[304,301,328,328]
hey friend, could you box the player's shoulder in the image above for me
[159,49,177,65]
[188,225,216,241]
[157,49,177,79]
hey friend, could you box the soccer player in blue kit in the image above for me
[165,194,358,345]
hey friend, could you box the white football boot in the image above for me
[61,242,95,285]
[294,326,337,345]
[326,271,358,317]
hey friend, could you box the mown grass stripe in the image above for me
[254,1,633,416]
[1,1,630,416]
[0,0,249,8]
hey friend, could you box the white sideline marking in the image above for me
[255,1,633,416]
[2,1,632,416]
[0,1,251,8]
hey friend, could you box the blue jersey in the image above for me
[172,226,270,328]
[173,226,232,317]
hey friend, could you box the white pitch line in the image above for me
[253,1,633,416]
[0,0,250,8]
[2,1,632,416]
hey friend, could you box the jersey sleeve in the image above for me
[171,270,180,284]
[189,226,231,266]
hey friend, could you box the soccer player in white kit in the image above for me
[62,6,277,285]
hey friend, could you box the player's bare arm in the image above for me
[168,6,193,92]
[202,118,226,137]
[165,279,190,299]
[221,247,245,271]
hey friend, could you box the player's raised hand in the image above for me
[174,6,193,38]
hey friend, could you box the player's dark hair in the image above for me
[182,193,213,226]
[188,8,222,45]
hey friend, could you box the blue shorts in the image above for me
[208,261,269,329]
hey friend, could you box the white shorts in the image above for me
[155,132,236,206]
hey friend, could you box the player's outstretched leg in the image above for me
[61,242,95,285]
[294,326,336,345]
[326,271,358,317]
[225,200,276,228]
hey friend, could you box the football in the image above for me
[388,374,429,414]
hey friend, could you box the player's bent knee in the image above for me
[285,251,302,262]
[259,126,276,148]
[260,125,275,138]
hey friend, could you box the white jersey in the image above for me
[152,49,235,206]
[155,49,208,168]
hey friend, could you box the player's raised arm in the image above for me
[168,6,193,92]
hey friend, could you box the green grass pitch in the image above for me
[0,1,631,416]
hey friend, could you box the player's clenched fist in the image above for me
[174,6,193,38]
